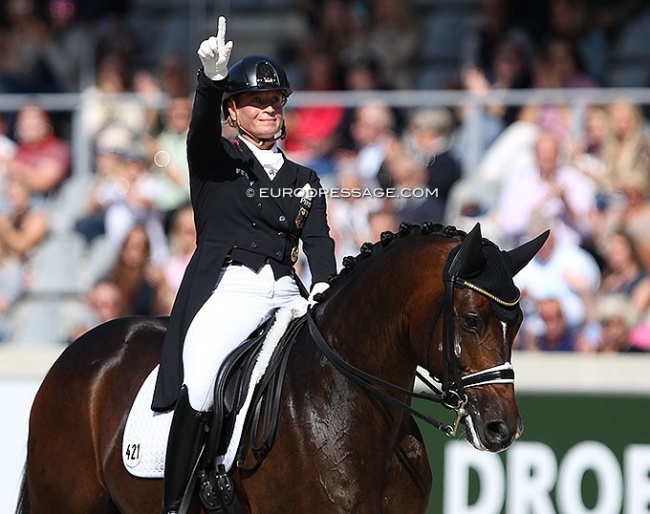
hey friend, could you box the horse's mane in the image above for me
[317,222,473,303]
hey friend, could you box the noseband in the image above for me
[307,247,516,437]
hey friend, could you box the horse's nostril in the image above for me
[486,420,509,445]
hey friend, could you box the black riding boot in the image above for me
[161,385,207,514]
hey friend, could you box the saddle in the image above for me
[209,308,279,457]
[194,308,307,513]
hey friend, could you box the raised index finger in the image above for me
[216,16,227,47]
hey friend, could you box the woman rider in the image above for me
[153,16,337,514]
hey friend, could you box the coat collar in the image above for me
[232,137,300,211]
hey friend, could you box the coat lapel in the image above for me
[236,141,300,216]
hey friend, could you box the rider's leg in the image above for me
[161,385,206,514]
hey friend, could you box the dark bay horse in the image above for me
[17,222,547,514]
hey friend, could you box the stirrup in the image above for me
[198,465,244,514]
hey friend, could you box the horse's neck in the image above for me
[317,269,416,388]
[317,235,454,387]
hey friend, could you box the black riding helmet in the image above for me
[222,55,292,119]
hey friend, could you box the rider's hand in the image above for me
[308,282,330,306]
[197,16,233,81]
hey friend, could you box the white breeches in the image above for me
[182,263,307,411]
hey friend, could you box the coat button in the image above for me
[275,250,282,258]
[277,232,283,237]
[278,215,286,222]
[257,203,262,209]
[252,222,257,228]
[250,242,258,249]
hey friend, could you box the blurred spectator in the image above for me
[494,130,596,246]
[329,52,392,155]
[82,51,147,157]
[0,237,24,341]
[143,96,191,229]
[452,65,506,176]
[600,98,650,193]
[522,296,578,351]
[79,145,167,264]
[305,0,367,72]
[360,0,420,89]
[593,293,644,352]
[341,53,387,92]
[345,100,398,190]
[103,224,167,316]
[591,170,650,266]
[481,29,534,91]
[463,0,514,71]
[158,54,190,98]
[569,103,608,186]
[327,161,379,267]
[535,36,599,88]
[367,207,398,241]
[0,173,49,264]
[158,203,195,315]
[399,107,461,222]
[68,277,126,341]
[598,230,650,316]
[542,0,609,85]
[86,4,135,60]
[446,103,542,234]
[74,143,126,244]
[463,30,535,126]
[628,316,650,351]
[0,114,18,176]
[6,102,71,196]
[473,102,541,185]
[381,142,436,224]
[283,50,343,183]
[38,0,97,92]
[0,0,57,93]
[131,67,166,139]
[515,218,601,304]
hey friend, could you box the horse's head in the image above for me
[313,222,547,455]
[417,223,548,453]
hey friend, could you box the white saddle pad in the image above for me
[122,306,303,478]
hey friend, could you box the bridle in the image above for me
[307,246,516,437]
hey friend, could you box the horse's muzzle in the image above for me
[463,390,521,453]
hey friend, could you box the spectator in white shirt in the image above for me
[494,130,596,247]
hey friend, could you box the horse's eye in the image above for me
[462,314,481,331]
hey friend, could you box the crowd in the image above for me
[0,0,649,352]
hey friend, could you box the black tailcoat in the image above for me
[152,72,336,411]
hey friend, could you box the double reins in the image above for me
[307,250,515,437]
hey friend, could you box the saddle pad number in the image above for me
[124,441,142,467]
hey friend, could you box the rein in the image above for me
[307,312,454,435]
[306,249,516,437]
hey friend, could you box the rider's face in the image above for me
[227,91,285,144]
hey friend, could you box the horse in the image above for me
[16,222,547,514]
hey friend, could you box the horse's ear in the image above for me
[458,223,485,277]
[506,230,551,276]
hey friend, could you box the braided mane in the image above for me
[314,222,470,302]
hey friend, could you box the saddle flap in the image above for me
[208,308,282,457]
[221,309,279,415]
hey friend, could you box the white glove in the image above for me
[197,16,233,81]
[308,282,330,306]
